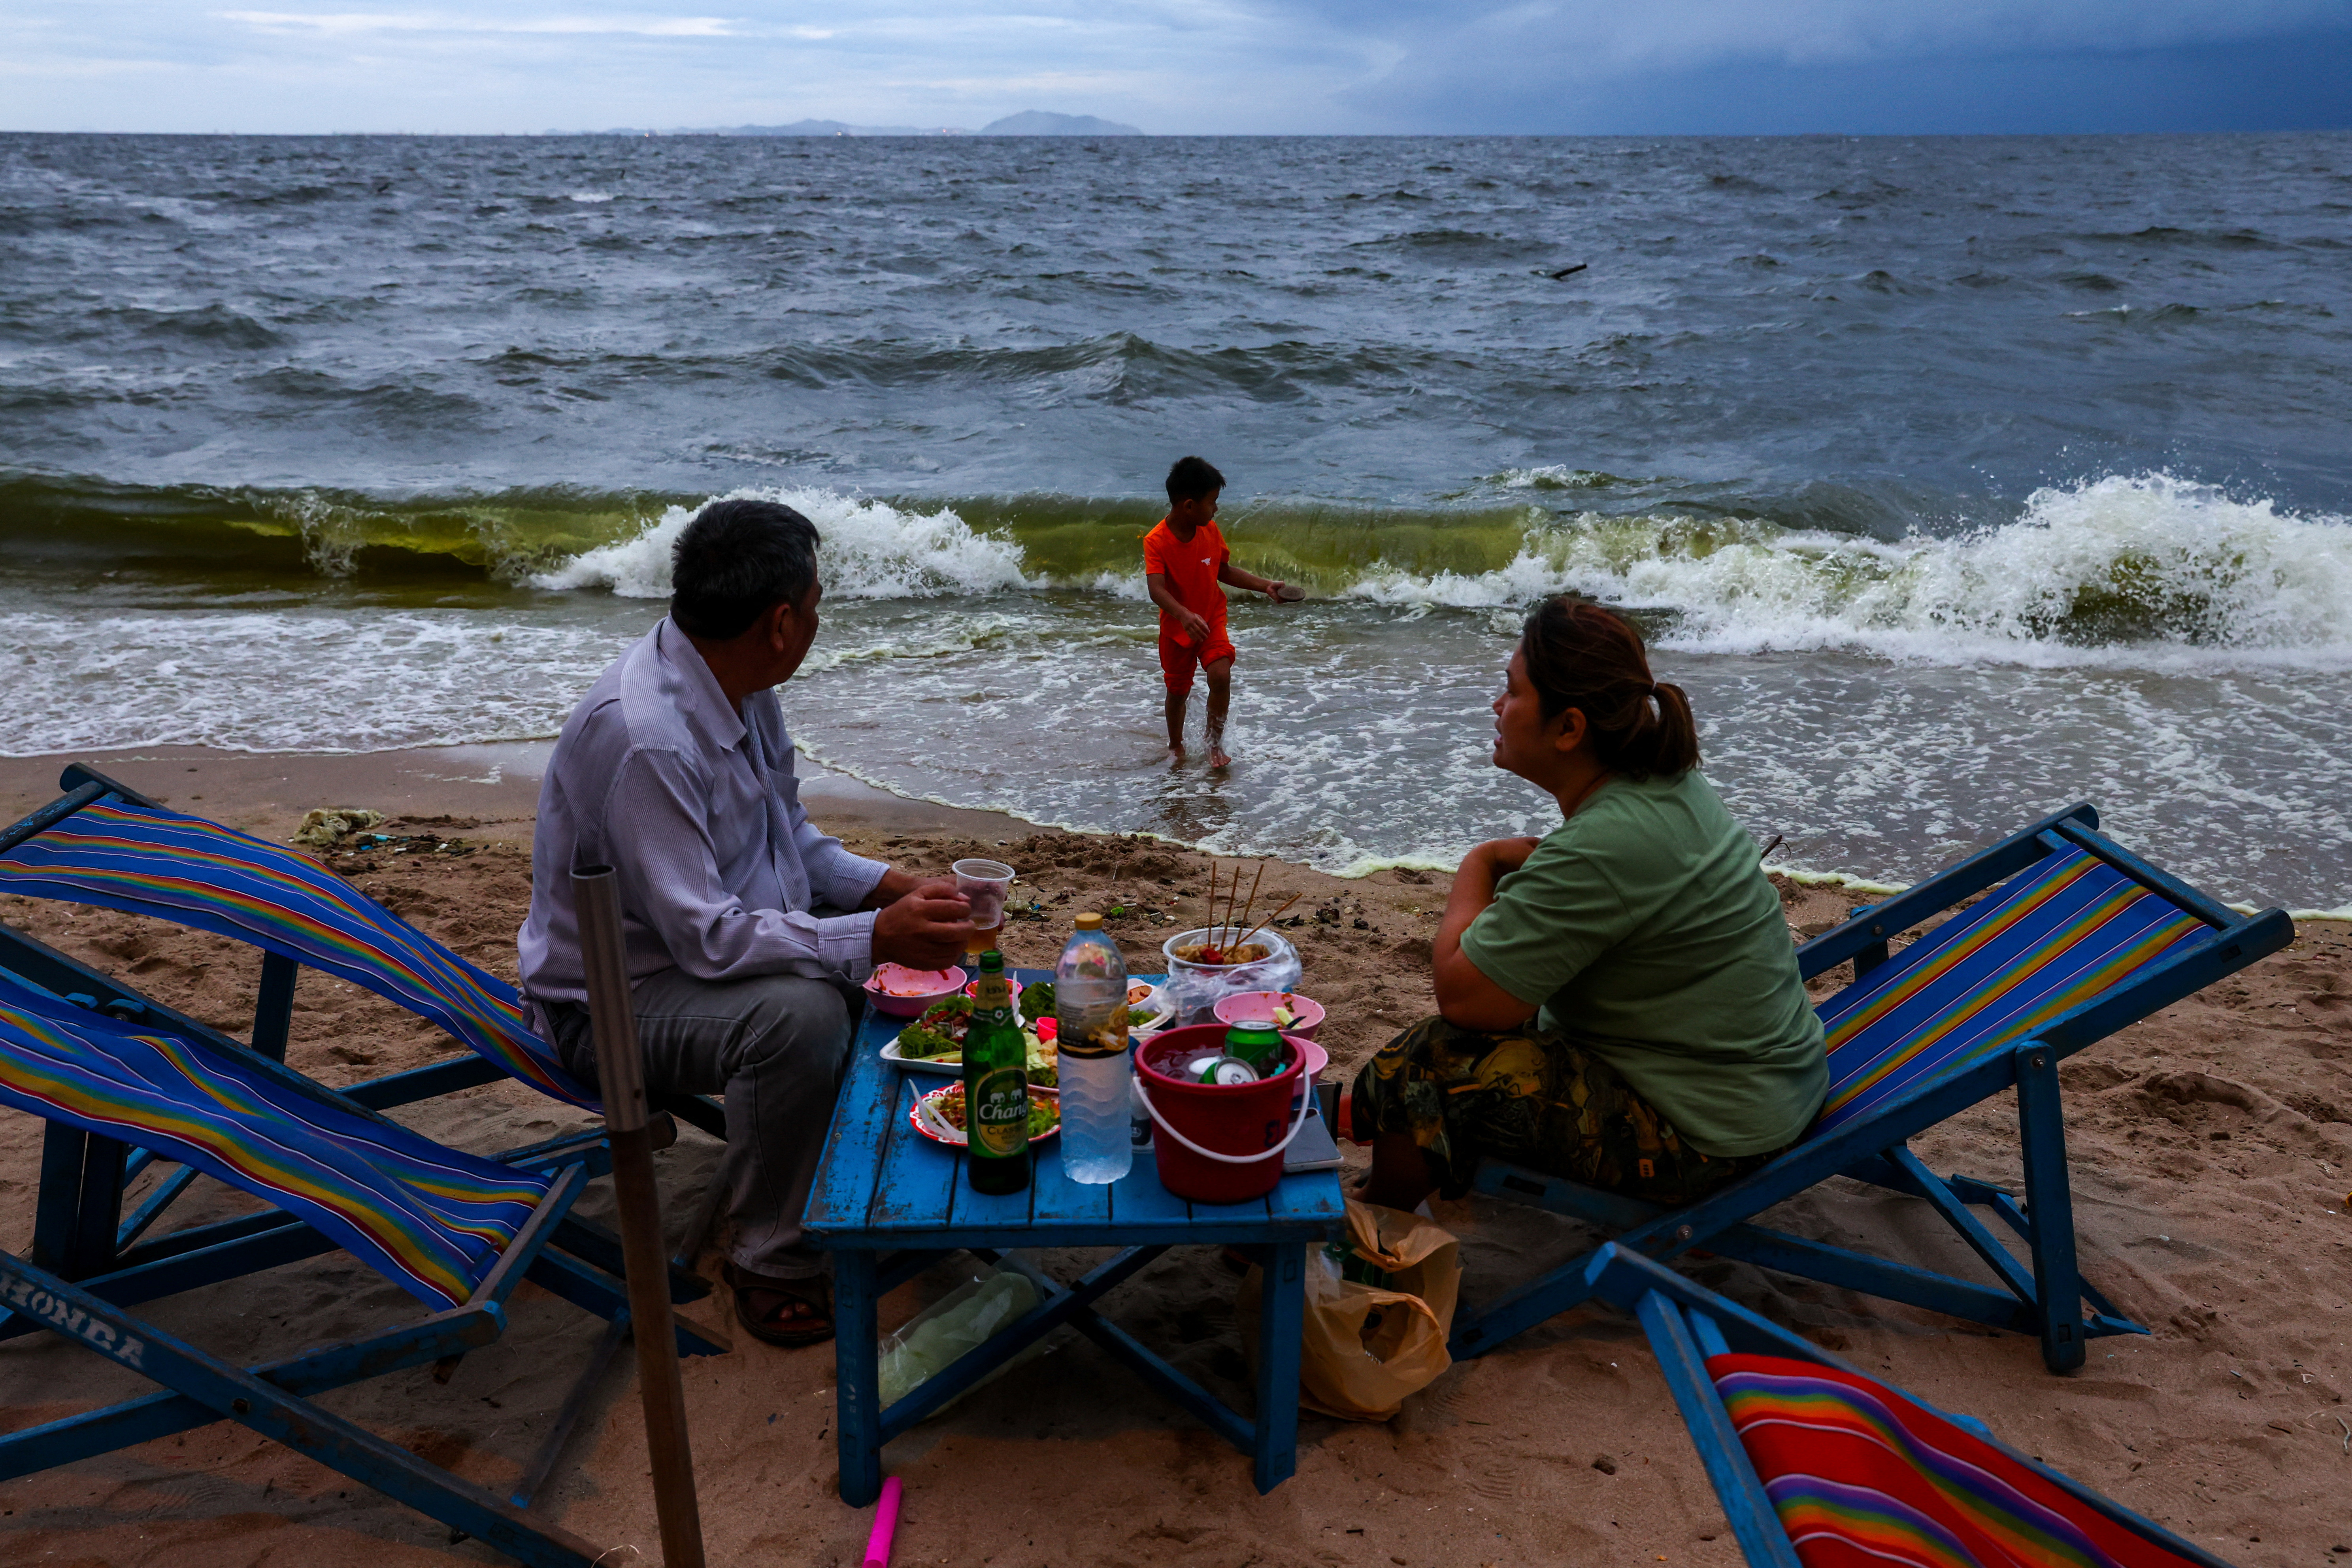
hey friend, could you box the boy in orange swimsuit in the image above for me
[1143,455,1298,766]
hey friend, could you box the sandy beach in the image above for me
[2,747,2348,1568]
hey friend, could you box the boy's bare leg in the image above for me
[1203,657,1234,768]
[1164,685,1188,759]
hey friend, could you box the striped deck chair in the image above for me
[1586,1243,2232,1568]
[0,763,591,1107]
[0,968,726,1568]
[1449,803,2293,1373]
[0,765,729,1256]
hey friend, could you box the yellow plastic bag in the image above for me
[1238,1198,1462,1421]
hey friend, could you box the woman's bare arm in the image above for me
[1432,838,1545,1031]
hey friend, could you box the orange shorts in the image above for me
[1158,630,1236,695]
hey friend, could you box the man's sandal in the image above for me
[725,1263,835,1348]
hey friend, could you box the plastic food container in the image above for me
[1158,926,1303,1030]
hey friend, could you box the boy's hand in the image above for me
[1176,606,1212,643]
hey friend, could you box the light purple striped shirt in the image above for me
[518,618,887,1006]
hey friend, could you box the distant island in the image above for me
[561,110,1144,138]
[975,111,1142,136]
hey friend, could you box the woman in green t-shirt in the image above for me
[1351,596,1826,1213]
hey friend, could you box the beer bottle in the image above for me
[963,950,1032,1194]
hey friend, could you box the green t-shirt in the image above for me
[1457,770,1826,1157]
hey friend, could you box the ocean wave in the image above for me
[1335,474,2352,668]
[9,470,2348,668]
[532,486,1034,600]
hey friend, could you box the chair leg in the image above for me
[2014,1045,2086,1372]
[251,951,299,1062]
[30,1121,90,1276]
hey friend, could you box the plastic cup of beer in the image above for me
[951,858,1015,949]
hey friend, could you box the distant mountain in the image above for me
[978,111,1143,136]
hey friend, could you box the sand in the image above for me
[2,747,2348,1568]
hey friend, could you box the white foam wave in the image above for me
[532,486,1034,601]
[1340,474,2352,669]
[1497,465,1613,490]
[0,610,628,755]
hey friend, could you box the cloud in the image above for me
[217,10,739,37]
[2,0,2347,132]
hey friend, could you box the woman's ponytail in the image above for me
[1518,596,1699,781]
[1645,679,1701,778]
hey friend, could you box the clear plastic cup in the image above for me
[952,858,1015,945]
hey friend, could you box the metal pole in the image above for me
[571,865,707,1568]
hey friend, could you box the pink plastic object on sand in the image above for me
[863,1476,903,1568]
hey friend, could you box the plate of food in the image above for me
[881,996,1060,1085]
[909,1083,1060,1148]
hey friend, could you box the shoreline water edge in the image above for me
[5,742,2346,925]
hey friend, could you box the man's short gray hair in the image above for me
[670,499,821,640]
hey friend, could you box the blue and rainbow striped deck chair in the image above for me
[1449,803,2293,1373]
[0,965,724,1568]
[1587,1243,2232,1568]
[0,762,592,1109]
[0,764,733,1259]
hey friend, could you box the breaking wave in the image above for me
[531,486,1034,599]
[1341,474,2352,667]
[9,470,2346,668]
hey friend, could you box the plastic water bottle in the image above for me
[1054,912,1133,1184]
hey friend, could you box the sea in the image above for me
[4,132,2349,913]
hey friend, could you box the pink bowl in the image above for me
[863,964,967,1019]
[1213,990,1326,1041]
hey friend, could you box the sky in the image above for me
[6,0,2351,136]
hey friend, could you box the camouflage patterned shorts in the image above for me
[1349,1014,1784,1204]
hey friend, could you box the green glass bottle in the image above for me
[962,950,1032,1195]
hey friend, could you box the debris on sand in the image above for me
[290,807,385,847]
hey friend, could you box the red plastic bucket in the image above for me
[1135,1023,1314,1204]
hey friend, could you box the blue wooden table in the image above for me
[802,971,1346,1505]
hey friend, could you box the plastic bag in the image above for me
[1237,1197,1462,1421]
[1158,925,1305,1028]
[877,1260,1052,1416]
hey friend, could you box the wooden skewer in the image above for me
[1203,861,1220,936]
[1234,862,1266,947]
[1235,891,1304,957]
[1220,860,1240,944]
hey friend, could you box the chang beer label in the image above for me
[969,1065,1030,1157]
[972,971,1014,1018]
[964,958,1028,1159]
[1058,998,1131,1061]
